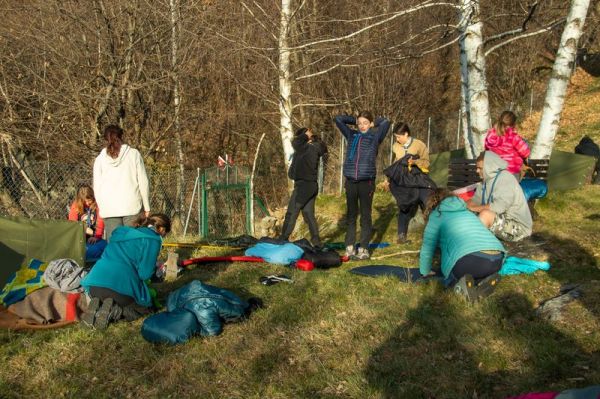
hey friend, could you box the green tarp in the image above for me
[428,149,596,190]
[0,216,85,286]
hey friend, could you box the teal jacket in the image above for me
[419,196,505,278]
[81,226,162,307]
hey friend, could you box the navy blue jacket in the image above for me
[335,115,390,181]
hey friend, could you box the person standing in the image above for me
[385,122,433,244]
[93,125,150,241]
[484,111,530,179]
[335,111,390,260]
[279,127,328,248]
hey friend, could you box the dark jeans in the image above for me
[88,286,151,321]
[397,188,432,237]
[449,251,504,284]
[344,179,374,248]
[280,180,321,246]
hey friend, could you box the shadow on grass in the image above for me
[507,231,600,320]
[371,203,396,247]
[365,289,599,398]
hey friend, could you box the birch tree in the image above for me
[458,0,490,155]
[531,0,591,159]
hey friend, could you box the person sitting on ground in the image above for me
[467,151,532,242]
[68,185,107,260]
[484,110,530,180]
[335,111,390,260]
[279,127,328,248]
[383,122,433,244]
[419,189,506,302]
[80,213,171,329]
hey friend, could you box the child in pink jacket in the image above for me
[484,111,530,178]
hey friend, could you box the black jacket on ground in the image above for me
[288,134,328,182]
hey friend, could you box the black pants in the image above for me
[280,180,321,246]
[344,179,374,248]
[88,286,151,321]
[397,188,432,237]
[450,251,504,282]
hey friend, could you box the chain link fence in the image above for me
[0,162,201,235]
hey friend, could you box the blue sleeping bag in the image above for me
[520,178,548,201]
[245,242,304,265]
[500,256,551,276]
[141,308,200,345]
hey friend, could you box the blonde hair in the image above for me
[74,185,98,216]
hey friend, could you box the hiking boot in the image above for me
[355,247,370,260]
[93,298,122,330]
[345,245,356,258]
[81,297,100,328]
[396,233,412,245]
[453,274,477,303]
[476,273,501,299]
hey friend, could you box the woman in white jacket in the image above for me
[93,125,150,241]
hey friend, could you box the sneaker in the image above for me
[345,245,356,258]
[81,297,101,328]
[94,298,115,330]
[396,233,412,245]
[453,274,477,302]
[355,247,370,260]
[476,273,501,299]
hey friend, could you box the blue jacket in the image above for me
[81,226,162,307]
[419,196,505,278]
[335,115,390,181]
[166,280,249,336]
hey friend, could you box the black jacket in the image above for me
[288,134,328,182]
[384,154,437,211]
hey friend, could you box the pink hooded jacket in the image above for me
[484,126,531,174]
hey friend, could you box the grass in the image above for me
[1,73,600,398]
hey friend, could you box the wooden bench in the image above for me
[447,158,550,218]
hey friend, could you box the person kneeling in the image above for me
[419,189,506,302]
[80,213,171,329]
[467,151,532,242]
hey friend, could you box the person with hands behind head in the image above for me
[335,111,390,260]
[68,185,107,260]
[279,127,328,248]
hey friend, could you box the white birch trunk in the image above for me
[458,0,490,155]
[278,0,295,170]
[459,38,474,159]
[170,0,186,217]
[531,0,590,159]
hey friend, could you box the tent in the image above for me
[0,216,85,286]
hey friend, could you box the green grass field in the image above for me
[1,73,599,398]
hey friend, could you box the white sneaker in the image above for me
[356,247,370,260]
[345,245,356,258]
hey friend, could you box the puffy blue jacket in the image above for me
[419,196,505,278]
[81,226,162,307]
[166,280,249,336]
[335,115,390,181]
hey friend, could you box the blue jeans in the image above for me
[86,239,107,260]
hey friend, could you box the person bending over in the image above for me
[80,213,171,329]
[420,189,505,301]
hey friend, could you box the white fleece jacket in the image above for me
[93,144,150,218]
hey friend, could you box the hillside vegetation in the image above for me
[0,71,599,399]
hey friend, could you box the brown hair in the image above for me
[476,151,486,163]
[393,122,411,136]
[103,125,124,158]
[424,188,455,222]
[357,110,374,123]
[74,185,98,216]
[495,111,516,136]
[133,213,172,235]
